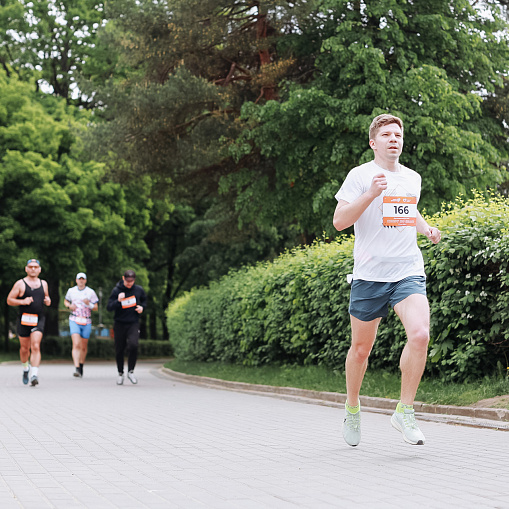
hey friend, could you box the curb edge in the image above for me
[160,367,509,430]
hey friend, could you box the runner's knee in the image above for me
[407,327,430,350]
[349,343,372,363]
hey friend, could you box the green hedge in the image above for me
[167,194,509,382]
[3,336,173,359]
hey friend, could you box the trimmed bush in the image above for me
[167,194,509,382]
[30,336,172,359]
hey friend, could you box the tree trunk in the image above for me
[163,227,179,341]
[256,12,277,101]
[2,285,10,352]
[149,296,157,339]
[45,277,60,337]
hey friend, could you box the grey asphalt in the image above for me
[0,360,508,509]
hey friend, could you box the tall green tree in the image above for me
[88,0,315,183]
[83,0,317,321]
[225,0,509,238]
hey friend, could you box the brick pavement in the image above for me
[0,360,508,509]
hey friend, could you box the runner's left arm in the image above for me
[416,212,441,244]
[90,294,99,311]
[42,280,51,306]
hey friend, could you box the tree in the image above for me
[80,0,318,322]
[86,0,315,184]
[225,0,509,238]
[143,197,294,339]
[0,0,109,105]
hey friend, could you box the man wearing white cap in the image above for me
[64,273,99,377]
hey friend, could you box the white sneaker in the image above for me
[342,405,361,446]
[127,371,138,384]
[391,408,426,445]
[116,373,124,385]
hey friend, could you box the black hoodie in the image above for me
[106,280,147,324]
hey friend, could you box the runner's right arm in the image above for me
[106,288,121,312]
[333,173,387,231]
[64,299,77,311]
[6,280,32,306]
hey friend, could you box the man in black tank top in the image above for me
[7,259,51,386]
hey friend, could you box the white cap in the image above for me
[76,272,87,279]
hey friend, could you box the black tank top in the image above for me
[19,280,45,316]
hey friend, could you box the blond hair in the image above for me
[369,114,404,140]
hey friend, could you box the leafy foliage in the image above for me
[224,0,509,237]
[0,71,150,278]
[425,193,509,380]
[167,195,509,382]
[87,0,314,182]
[0,0,106,105]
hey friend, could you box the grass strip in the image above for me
[165,359,509,409]
[0,352,22,363]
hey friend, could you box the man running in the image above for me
[64,272,99,378]
[7,259,51,386]
[106,270,147,385]
[333,114,441,446]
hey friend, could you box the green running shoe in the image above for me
[342,405,361,446]
[391,408,425,445]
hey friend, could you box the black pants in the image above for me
[114,322,140,374]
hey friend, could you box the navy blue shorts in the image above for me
[349,276,427,322]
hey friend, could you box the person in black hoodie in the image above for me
[107,270,147,385]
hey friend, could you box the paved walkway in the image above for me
[0,361,508,509]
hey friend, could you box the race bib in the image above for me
[382,196,417,227]
[21,313,38,327]
[74,316,87,326]
[121,296,137,309]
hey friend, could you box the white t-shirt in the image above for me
[335,160,425,282]
[65,286,99,325]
